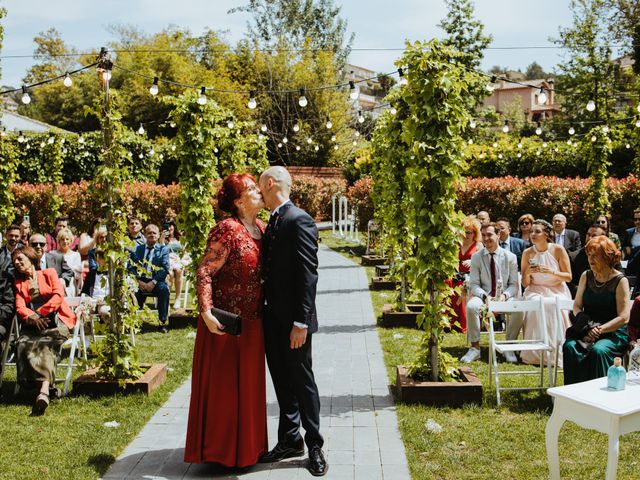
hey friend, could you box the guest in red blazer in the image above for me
[12,246,76,415]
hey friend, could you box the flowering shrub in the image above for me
[347,177,374,229]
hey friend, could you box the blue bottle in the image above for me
[607,357,626,391]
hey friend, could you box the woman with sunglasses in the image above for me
[594,214,621,252]
[514,213,534,248]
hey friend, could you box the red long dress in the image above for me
[447,242,479,333]
[184,218,268,467]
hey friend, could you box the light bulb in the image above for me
[293,123,300,132]
[602,125,609,133]
[591,135,597,142]
[568,127,575,135]
[307,137,312,144]
[258,134,264,140]
[554,147,559,153]
[358,111,365,123]
[492,142,498,148]
[390,107,397,115]
[334,145,338,150]
[159,154,164,159]
[149,148,155,155]
[277,143,282,148]
[498,154,503,159]
[468,139,473,145]
[636,119,640,128]
[248,91,257,109]
[62,148,67,154]
[298,88,308,107]
[40,141,45,147]
[331,135,336,142]
[469,120,477,129]
[567,140,572,145]
[517,152,522,158]
[47,136,54,144]
[326,120,332,129]
[21,87,31,104]
[227,120,234,129]
[171,145,176,151]
[352,140,357,146]
[479,153,485,159]
[626,143,631,149]
[296,145,300,151]
[349,81,359,100]
[486,83,495,93]
[282,137,288,144]
[517,142,523,149]
[537,88,547,105]
[314,145,319,151]
[398,68,408,86]
[355,131,360,137]
[586,100,596,112]
[169,121,176,128]
[543,142,548,148]
[536,149,541,156]
[637,104,640,113]
[261,124,267,132]
[60,137,65,144]
[63,73,73,88]
[78,136,84,144]
[138,124,145,135]
[502,121,509,134]
[535,126,542,136]
[197,86,207,105]
[149,77,159,96]
[139,153,144,159]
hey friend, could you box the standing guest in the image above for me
[460,222,521,364]
[127,216,146,249]
[514,213,534,248]
[569,224,607,297]
[128,224,170,332]
[161,219,190,309]
[477,211,491,227]
[552,213,581,253]
[184,173,268,467]
[12,246,76,414]
[29,234,74,291]
[258,166,327,476]
[496,217,526,270]
[19,217,31,246]
[54,228,83,296]
[594,214,620,251]
[622,208,640,259]
[563,236,630,384]
[446,216,481,333]
[45,216,78,252]
[520,219,573,366]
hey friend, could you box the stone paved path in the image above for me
[103,244,411,479]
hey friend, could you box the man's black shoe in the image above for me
[258,442,305,463]
[307,446,328,477]
[159,324,168,334]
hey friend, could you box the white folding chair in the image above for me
[554,297,574,386]
[0,316,19,393]
[181,274,190,309]
[487,297,554,405]
[58,296,89,395]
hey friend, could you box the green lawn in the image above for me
[321,231,640,480]
[0,314,196,480]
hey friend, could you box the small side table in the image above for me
[546,374,640,479]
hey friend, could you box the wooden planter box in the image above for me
[375,265,390,277]
[168,308,197,329]
[396,365,483,407]
[381,304,421,328]
[72,363,168,397]
[370,277,400,290]
[361,255,388,266]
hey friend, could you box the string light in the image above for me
[261,124,267,132]
[21,86,31,104]
[277,142,282,148]
[326,120,332,129]
[502,120,509,133]
[47,136,54,144]
[314,145,319,151]
[591,135,597,142]
[398,68,408,86]
[63,73,73,88]
[602,125,609,133]
[586,100,596,112]
[486,76,497,93]
[355,131,360,137]
[197,86,207,105]
[349,81,359,100]
[637,104,640,113]
[498,153,503,159]
[537,87,547,105]
[293,123,300,132]
[517,142,523,149]
[568,127,575,135]
[282,136,288,144]
[169,121,176,128]
[296,145,300,151]
[227,120,234,129]
[78,136,85,144]
[469,119,477,129]
[468,139,473,145]
[307,137,313,144]
[492,142,498,148]
[543,142,548,148]
[535,122,542,135]
[567,139,572,145]
[626,143,631,149]
[331,135,336,142]
[298,88,308,107]
[358,111,365,123]
[536,149,541,156]
[390,107,397,115]
[248,90,257,109]
[138,123,145,135]
[352,140,357,146]
[334,145,339,150]
[149,77,159,96]
[517,152,522,158]
[636,119,640,128]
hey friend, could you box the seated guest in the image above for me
[45,216,78,252]
[127,216,146,249]
[569,224,606,297]
[521,220,572,366]
[552,213,581,253]
[446,215,481,333]
[12,246,76,414]
[622,208,640,259]
[563,236,630,384]
[496,217,526,270]
[460,223,522,363]
[29,234,74,291]
[81,250,111,322]
[54,228,83,296]
[629,297,640,369]
[0,225,20,353]
[594,214,620,251]
[78,220,103,257]
[19,217,31,246]
[513,213,534,248]
[0,224,23,273]
[161,219,190,309]
[477,210,490,227]
[128,224,170,332]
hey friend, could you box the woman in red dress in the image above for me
[184,173,268,467]
[447,216,481,332]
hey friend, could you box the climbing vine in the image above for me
[0,138,18,231]
[581,125,613,218]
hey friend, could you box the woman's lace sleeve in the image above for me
[196,221,234,311]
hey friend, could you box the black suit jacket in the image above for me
[44,251,74,287]
[262,201,319,333]
[556,229,581,253]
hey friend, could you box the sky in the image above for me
[1,0,577,88]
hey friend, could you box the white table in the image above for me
[546,374,640,479]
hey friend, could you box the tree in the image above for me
[439,0,493,69]
[23,28,79,83]
[0,2,5,82]
[525,61,547,80]
[606,1,640,74]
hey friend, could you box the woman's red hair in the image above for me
[216,173,256,215]
[585,235,621,268]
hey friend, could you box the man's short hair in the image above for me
[496,217,511,229]
[55,216,69,225]
[128,215,141,224]
[145,224,159,234]
[481,222,498,234]
[553,213,566,222]
[6,224,21,234]
[634,208,640,216]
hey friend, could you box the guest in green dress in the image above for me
[563,235,630,384]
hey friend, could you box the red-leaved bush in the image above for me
[290,175,347,221]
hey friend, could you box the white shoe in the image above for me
[460,347,481,363]
[173,300,182,310]
[504,351,518,363]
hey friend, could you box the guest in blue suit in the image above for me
[622,208,640,259]
[496,218,526,270]
[128,224,170,332]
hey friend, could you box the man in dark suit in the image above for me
[29,233,74,289]
[622,208,640,259]
[258,166,327,477]
[496,218,526,270]
[128,224,170,332]
[0,225,19,355]
[0,225,22,274]
[552,213,581,253]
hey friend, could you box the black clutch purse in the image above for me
[565,311,598,340]
[211,307,242,336]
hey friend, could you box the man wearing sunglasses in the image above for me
[29,234,74,290]
[622,208,640,259]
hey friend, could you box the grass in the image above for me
[0,303,196,480]
[321,231,640,480]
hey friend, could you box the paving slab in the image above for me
[102,244,410,479]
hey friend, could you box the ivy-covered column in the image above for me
[0,139,18,231]
[582,125,612,218]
